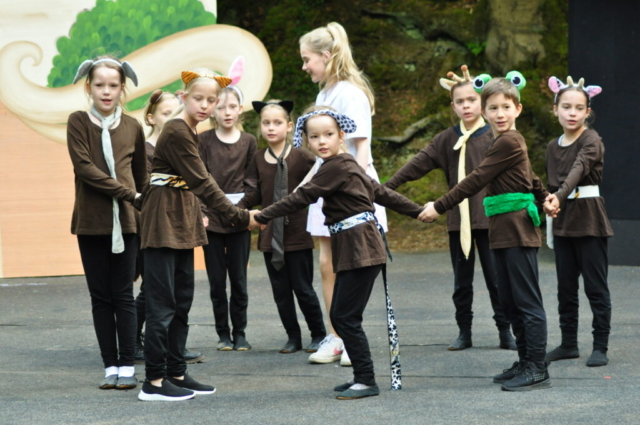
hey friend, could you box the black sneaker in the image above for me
[545,345,579,362]
[134,344,145,364]
[233,335,252,351]
[167,374,216,395]
[448,332,472,351]
[493,361,525,384]
[138,379,195,401]
[306,336,325,353]
[498,330,517,350]
[184,349,205,364]
[501,361,552,392]
[586,349,609,367]
[280,339,302,354]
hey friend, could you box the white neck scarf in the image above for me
[90,105,124,254]
[453,118,485,259]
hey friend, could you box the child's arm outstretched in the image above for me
[373,182,424,219]
[384,142,442,190]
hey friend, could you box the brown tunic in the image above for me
[239,147,316,252]
[67,111,147,235]
[434,130,549,249]
[198,130,257,233]
[385,124,493,231]
[546,129,613,238]
[140,119,249,249]
[255,154,423,272]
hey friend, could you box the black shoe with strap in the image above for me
[501,361,551,392]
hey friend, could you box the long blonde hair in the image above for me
[299,22,375,115]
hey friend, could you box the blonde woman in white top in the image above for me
[299,22,387,365]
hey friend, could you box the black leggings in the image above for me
[554,236,611,351]
[77,234,138,368]
[331,264,383,387]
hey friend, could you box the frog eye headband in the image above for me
[73,58,138,86]
[439,64,474,91]
[292,109,357,149]
[548,76,602,106]
[473,71,527,98]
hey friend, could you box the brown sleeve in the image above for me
[132,125,148,194]
[532,173,549,204]
[237,152,261,209]
[256,157,344,223]
[373,182,424,218]
[164,127,249,227]
[555,134,602,203]
[434,134,522,214]
[67,112,136,202]
[384,138,443,190]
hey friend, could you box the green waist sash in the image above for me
[483,192,540,227]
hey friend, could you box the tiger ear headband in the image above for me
[73,58,138,86]
[548,76,602,105]
[180,71,232,89]
[472,70,527,97]
[439,64,474,91]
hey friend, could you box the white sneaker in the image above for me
[340,348,352,367]
[308,335,343,364]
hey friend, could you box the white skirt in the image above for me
[307,162,388,237]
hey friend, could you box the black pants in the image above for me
[203,230,251,339]
[493,247,547,364]
[264,249,326,342]
[449,230,510,331]
[77,234,138,368]
[331,264,382,387]
[143,247,194,380]
[554,236,611,351]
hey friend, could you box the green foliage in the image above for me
[465,41,486,57]
[48,0,216,109]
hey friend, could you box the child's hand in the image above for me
[418,202,440,223]
[203,216,209,227]
[543,194,560,218]
[248,210,266,230]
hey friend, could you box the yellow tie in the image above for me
[453,118,485,259]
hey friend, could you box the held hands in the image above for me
[417,202,440,223]
[248,209,266,230]
[543,194,561,218]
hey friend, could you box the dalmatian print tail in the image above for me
[383,266,402,390]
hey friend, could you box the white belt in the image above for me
[225,192,244,205]
[567,185,599,199]
[547,185,600,249]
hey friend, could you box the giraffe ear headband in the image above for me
[548,76,602,106]
[180,71,232,89]
[472,71,527,97]
[73,58,139,86]
[292,109,357,149]
[439,64,474,92]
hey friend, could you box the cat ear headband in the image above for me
[251,100,294,116]
[292,109,357,149]
[73,58,138,86]
[473,71,527,96]
[439,64,474,91]
[548,76,602,105]
[181,71,232,88]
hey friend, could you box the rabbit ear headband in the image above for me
[548,76,602,105]
[472,71,527,98]
[180,71,232,88]
[439,64,474,91]
[293,109,357,149]
[73,58,139,86]
[226,56,245,104]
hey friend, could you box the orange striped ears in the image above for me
[181,71,232,88]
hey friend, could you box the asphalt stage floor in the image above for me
[1,249,638,424]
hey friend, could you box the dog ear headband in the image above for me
[548,76,602,105]
[292,109,357,149]
[439,64,474,91]
[181,71,232,88]
[73,58,138,86]
[251,100,294,116]
[473,71,527,95]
